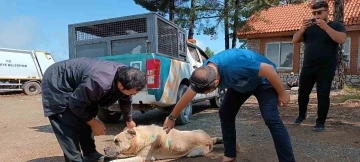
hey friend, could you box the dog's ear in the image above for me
[127,129,136,137]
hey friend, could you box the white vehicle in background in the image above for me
[0,47,56,95]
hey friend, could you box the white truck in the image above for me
[0,48,56,95]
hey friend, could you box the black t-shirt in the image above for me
[302,21,346,68]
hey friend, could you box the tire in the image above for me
[97,108,122,123]
[23,81,41,95]
[175,84,193,125]
[210,88,226,108]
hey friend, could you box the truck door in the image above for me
[187,45,216,100]
[196,47,218,99]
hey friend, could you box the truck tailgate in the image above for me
[97,53,172,103]
[98,53,147,72]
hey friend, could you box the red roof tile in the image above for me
[237,0,360,36]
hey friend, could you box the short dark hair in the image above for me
[189,66,217,93]
[311,1,329,10]
[115,66,146,91]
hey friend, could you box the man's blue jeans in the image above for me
[219,85,295,162]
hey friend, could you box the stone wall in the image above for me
[247,39,260,53]
[279,72,299,83]
[346,75,360,87]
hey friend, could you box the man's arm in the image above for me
[293,19,310,43]
[324,24,346,44]
[118,95,133,122]
[170,88,197,118]
[258,63,286,96]
[292,28,306,43]
[67,77,106,123]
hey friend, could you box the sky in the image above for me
[0,0,227,62]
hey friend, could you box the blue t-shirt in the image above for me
[203,49,277,93]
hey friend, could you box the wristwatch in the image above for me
[167,115,177,121]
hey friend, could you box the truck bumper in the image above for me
[131,90,157,104]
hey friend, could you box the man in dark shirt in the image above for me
[41,57,146,162]
[292,1,346,131]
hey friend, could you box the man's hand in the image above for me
[293,19,311,43]
[163,117,175,134]
[315,19,329,30]
[126,120,136,129]
[300,19,312,31]
[278,91,290,107]
[87,118,106,136]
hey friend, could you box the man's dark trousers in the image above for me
[298,66,336,125]
[48,107,99,162]
[219,85,295,162]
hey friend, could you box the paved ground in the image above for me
[0,91,360,162]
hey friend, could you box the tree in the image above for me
[133,0,189,22]
[333,0,346,89]
[204,47,215,57]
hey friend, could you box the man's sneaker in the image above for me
[294,116,305,125]
[83,151,107,162]
[312,123,325,132]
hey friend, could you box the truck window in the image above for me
[188,46,201,63]
[112,38,147,55]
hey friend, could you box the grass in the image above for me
[339,84,360,103]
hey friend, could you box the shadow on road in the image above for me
[0,91,24,96]
[29,125,54,133]
[27,156,64,162]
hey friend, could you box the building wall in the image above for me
[246,31,360,88]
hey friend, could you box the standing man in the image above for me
[162,49,295,162]
[41,57,146,162]
[292,0,346,131]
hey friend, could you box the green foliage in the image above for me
[133,0,308,48]
[204,47,214,57]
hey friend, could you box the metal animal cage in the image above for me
[68,12,187,59]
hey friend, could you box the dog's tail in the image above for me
[212,137,223,145]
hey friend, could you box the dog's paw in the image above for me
[104,145,120,157]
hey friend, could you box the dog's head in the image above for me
[104,128,137,157]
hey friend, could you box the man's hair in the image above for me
[115,66,146,91]
[189,66,217,93]
[311,1,329,10]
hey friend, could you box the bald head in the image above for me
[189,66,217,93]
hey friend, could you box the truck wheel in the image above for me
[175,84,193,125]
[23,82,41,95]
[210,88,226,108]
[97,108,122,123]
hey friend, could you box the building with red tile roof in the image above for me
[237,0,360,87]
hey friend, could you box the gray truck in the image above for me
[68,12,225,125]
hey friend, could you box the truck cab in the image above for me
[68,12,225,125]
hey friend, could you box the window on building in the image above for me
[342,37,351,69]
[265,42,294,69]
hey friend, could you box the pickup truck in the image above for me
[68,12,225,125]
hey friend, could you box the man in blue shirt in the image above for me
[163,49,295,162]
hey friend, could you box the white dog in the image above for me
[103,124,225,162]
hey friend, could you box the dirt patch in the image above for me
[0,92,359,162]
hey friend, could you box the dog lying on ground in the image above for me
[103,124,225,162]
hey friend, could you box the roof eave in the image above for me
[238,25,360,39]
[237,30,298,39]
